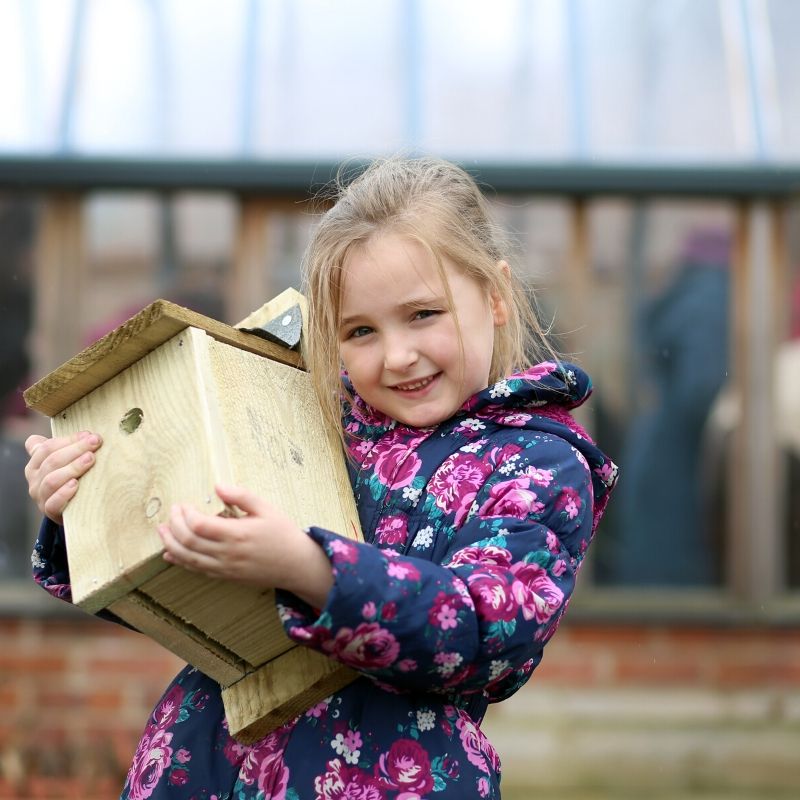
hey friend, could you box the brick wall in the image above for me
[0,617,182,799]
[1,616,798,798]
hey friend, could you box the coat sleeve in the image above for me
[277,431,595,701]
[31,517,74,602]
[31,517,134,629]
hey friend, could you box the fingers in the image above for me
[26,431,102,475]
[25,431,103,524]
[41,478,80,523]
[214,483,269,517]
[24,434,48,457]
[158,504,227,574]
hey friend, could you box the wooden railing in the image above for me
[2,156,799,617]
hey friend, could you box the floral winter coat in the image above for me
[32,361,617,800]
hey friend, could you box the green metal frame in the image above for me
[1,157,799,198]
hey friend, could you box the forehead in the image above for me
[339,232,449,312]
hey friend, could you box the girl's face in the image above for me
[338,232,507,428]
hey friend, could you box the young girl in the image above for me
[26,157,618,799]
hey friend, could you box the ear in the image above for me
[490,260,511,327]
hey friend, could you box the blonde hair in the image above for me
[301,156,559,441]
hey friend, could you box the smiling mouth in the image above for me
[392,375,438,392]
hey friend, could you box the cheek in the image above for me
[339,343,373,383]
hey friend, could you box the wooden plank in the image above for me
[109,593,246,686]
[140,568,293,666]
[222,649,358,743]
[728,202,781,599]
[23,298,302,418]
[228,199,273,326]
[33,194,87,377]
[207,338,361,538]
[50,329,234,611]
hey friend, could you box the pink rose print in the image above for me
[552,558,567,577]
[151,684,185,729]
[447,545,513,569]
[455,716,489,775]
[456,712,501,776]
[239,728,290,799]
[527,467,554,487]
[375,514,409,546]
[478,776,491,797]
[430,453,492,525]
[595,461,617,485]
[486,442,523,467]
[467,571,518,622]
[223,736,250,766]
[362,601,377,620]
[347,437,375,462]
[325,622,400,670]
[518,361,558,381]
[374,443,422,489]
[314,758,386,800]
[510,561,564,623]
[386,560,420,581]
[306,700,330,719]
[428,591,462,631]
[546,531,560,553]
[378,739,434,797]
[478,476,545,519]
[556,486,583,520]
[328,538,359,564]
[126,727,174,800]
[174,748,191,765]
[496,412,532,427]
[168,768,189,786]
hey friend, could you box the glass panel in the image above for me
[783,201,800,588]
[2,0,800,160]
[253,0,406,157]
[581,201,735,586]
[0,197,39,580]
[768,0,800,159]
[420,0,570,158]
[581,0,741,159]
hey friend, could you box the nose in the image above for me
[383,331,418,372]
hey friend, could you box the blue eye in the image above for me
[349,326,373,339]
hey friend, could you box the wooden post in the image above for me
[33,193,87,375]
[728,200,782,600]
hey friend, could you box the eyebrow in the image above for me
[340,295,447,329]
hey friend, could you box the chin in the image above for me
[395,407,452,429]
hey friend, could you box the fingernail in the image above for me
[88,434,102,447]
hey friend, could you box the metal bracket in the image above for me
[237,303,302,351]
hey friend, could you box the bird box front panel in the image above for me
[51,327,233,613]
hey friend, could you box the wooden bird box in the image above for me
[24,289,362,743]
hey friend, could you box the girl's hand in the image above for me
[24,431,104,525]
[157,484,334,609]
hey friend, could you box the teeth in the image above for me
[395,376,433,391]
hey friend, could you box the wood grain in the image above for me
[51,328,234,611]
[140,568,292,666]
[109,593,246,686]
[24,299,302,418]
[222,651,358,743]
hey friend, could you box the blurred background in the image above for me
[1,0,799,798]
